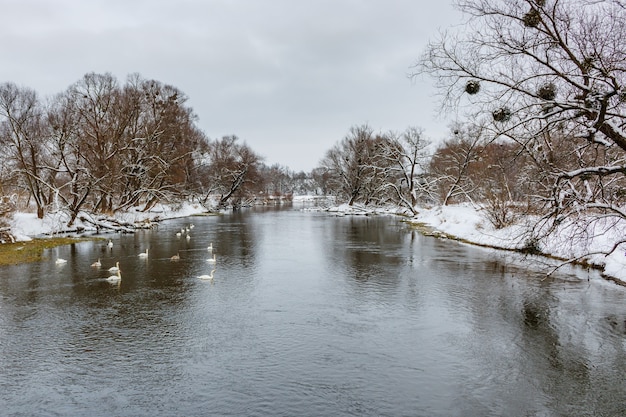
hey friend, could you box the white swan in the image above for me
[91,258,101,268]
[176,232,182,238]
[170,252,180,261]
[108,262,120,273]
[55,258,67,265]
[106,269,121,283]
[207,253,216,263]
[207,243,213,252]
[198,269,215,280]
[189,224,195,229]
[138,248,149,258]
[107,240,113,249]
[186,234,191,241]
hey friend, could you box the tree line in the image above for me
[0,72,317,228]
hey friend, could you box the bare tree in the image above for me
[0,83,49,218]
[416,0,626,255]
[381,126,434,214]
[259,164,292,198]
[0,71,294,228]
[119,76,205,212]
[31,72,209,226]
[65,72,126,217]
[429,123,485,206]
[320,124,383,206]
[310,167,333,196]
[288,170,315,196]
[200,135,263,209]
[46,89,93,224]
[319,125,435,209]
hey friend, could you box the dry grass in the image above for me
[0,237,99,266]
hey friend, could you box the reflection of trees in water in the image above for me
[327,216,406,286]
[332,215,603,412]
[214,210,258,269]
[421,240,626,415]
[521,300,544,328]
[605,315,626,336]
[517,292,599,414]
[474,263,595,409]
[516,283,624,414]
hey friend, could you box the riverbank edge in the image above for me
[323,201,626,287]
[4,202,626,287]
[403,219,626,288]
[1,203,221,266]
[0,214,219,267]
[0,237,103,266]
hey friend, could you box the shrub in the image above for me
[484,197,517,229]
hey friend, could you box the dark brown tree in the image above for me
[199,135,263,209]
[320,124,383,206]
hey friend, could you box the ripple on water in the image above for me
[2,210,626,417]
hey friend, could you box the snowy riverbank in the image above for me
[7,198,626,286]
[410,204,626,285]
[322,201,626,286]
[8,202,209,242]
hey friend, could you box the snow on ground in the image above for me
[410,203,626,285]
[292,195,331,202]
[9,201,208,241]
[327,203,406,216]
[110,202,207,224]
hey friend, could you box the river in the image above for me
[1,205,625,416]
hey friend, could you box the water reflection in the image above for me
[1,207,625,416]
[421,240,626,416]
[326,216,407,290]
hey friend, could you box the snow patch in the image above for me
[410,204,626,286]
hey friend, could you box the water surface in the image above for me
[1,206,625,416]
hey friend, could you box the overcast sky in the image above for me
[0,0,461,172]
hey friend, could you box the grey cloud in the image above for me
[0,0,460,171]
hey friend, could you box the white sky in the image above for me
[0,0,462,172]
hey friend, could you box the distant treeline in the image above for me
[0,72,319,226]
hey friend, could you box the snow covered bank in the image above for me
[326,203,407,216]
[9,202,209,241]
[308,200,625,285]
[409,203,626,286]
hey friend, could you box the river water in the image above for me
[1,205,625,416]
